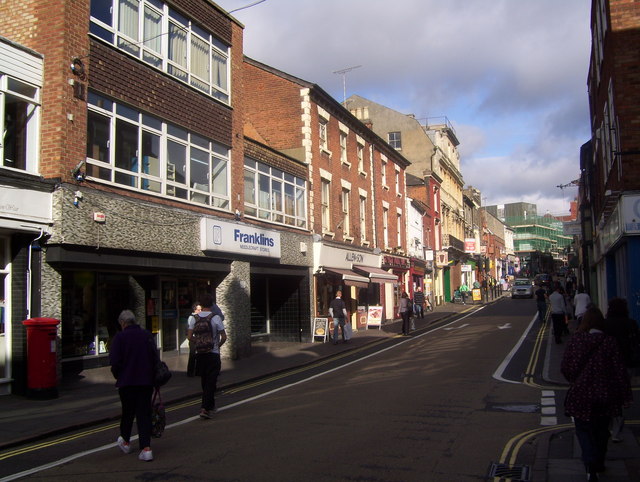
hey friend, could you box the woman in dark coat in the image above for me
[561,306,632,481]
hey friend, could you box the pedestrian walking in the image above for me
[329,290,348,344]
[109,309,158,462]
[561,306,632,481]
[187,294,226,419]
[605,297,640,442]
[413,287,425,319]
[549,284,569,343]
[186,301,202,377]
[460,282,469,304]
[573,285,591,327]
[534,282,548,323]
[399,291,412,335]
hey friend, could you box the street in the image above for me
[0,300,602,481]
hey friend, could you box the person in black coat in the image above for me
[110,309,158,461]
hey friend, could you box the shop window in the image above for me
[61,272,133,358]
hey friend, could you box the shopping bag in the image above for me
[151,387,166,438]
[343,322,352,341]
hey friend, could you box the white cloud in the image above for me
[220,0,591,215]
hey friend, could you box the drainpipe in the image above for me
[26,229,45,320]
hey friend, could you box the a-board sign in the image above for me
[367,306,383,329]
[472,288,482,301]
[312,317,329,342]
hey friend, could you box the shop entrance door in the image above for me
[160,279,179,351]
[444,269,451,303]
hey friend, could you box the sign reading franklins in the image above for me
[200,218,281,258]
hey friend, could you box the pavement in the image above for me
[1,295,639,481]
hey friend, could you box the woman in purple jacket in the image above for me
[561,306,632,481]
[109,309,159,462]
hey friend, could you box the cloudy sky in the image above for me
[217,0,591,216]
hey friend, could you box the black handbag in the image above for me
[154,360,172,387]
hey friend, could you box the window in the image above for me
[396,210,402,247]
[395,168,400,194]
[339,132,347,163]
[1,76,40,173]
[319,117,328,152]
[86,91,230,209]
[357,143,364,172]
[359,195,367,242]
[244,158,307,228]
[388,131,402,150]
[321,178,331,232]
[341,188,350,237]
[382,206,389,249]
[381,158,388,188]
[90,0,230,103]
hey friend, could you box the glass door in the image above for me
[160,279,178,351]
[0,237,8,382]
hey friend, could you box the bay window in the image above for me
[90,0,230,103]
[244,158,307,228]
[86,91,230,209]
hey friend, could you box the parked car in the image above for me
[534,273,552,288]
[511,278,534,299]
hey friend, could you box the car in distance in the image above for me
[534,273,552,288]
[512,278,534,299]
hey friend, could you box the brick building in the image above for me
[243,57,409,325]
[581,0,640,318]
[0,0,313,394]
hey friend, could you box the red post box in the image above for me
[22,317,60,399]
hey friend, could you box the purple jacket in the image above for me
[561,331,632,421]
[109,325,158,388]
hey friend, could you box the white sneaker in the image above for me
[138,449,153,462]
[117,436,131,454]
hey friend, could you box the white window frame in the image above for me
[243,157,307,229]
[388,131,401,150]
[89,0,231,104]
[0,75,41,174]
[381,156,388,190]
[341,180,351,238]
[321,177,331,233]
[86,90,230,209]
[359,191,368,244]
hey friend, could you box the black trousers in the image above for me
[118,385,153,450]
[551,313,566,342]
[574,416,610,474]
[196,352,221,411]
[401,311,411,334]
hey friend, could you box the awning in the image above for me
[321,267,370,288]
[353,265,398,283]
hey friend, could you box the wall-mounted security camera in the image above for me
[71,160,86,182]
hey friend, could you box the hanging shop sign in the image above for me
[200,218,281,258]
[435,250,448,267]
[464,238,476,253]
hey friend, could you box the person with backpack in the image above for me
[186,301,202,377]
[187,294,226,419]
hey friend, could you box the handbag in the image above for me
[151,387,166,438]
[154,360,172,387]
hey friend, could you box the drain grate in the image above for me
[486,462,531,481]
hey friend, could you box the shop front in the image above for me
[314,243,394,328]
[0,182,53,395]
[40,185,313,379]
[381,254,409,318]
